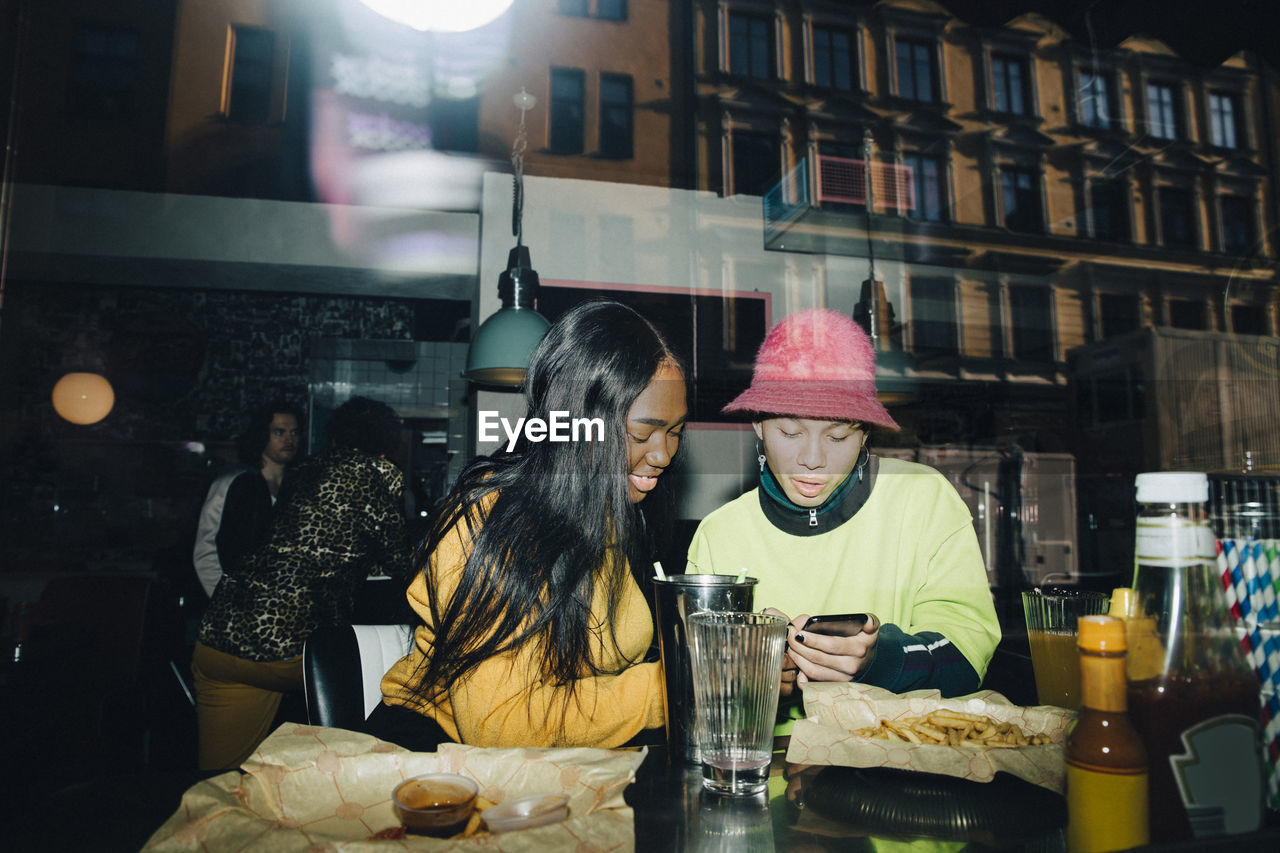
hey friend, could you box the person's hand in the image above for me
[763,608,800,698]
[786,612,880,685]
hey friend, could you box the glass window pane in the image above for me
[910,277,957,356]
[597,0,627,21]
[1100,293,1140,339]
[1220,195,1255,255]
[599,74,633,159]
[1002,168,1041,233]
[1210,93,1238,148]
[730,13,772,80]
[550,68,585,154]
[905,153,945,222]
[993,58,1008,112]
[1168,298,1206,330]
[1160,188,1196,248]
[732,133,778,197]
[1148,83,1177,139]
[228,27,274,124]
[1080,69,1110,128]
[1010,286,1054,362]
[1231,304,1266,335]
[896,39,934,102]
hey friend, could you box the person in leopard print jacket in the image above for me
[193,396,411,770]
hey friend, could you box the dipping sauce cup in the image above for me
[392,773,478,837]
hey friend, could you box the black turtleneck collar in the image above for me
[757,451,878,536]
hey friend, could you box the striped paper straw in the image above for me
[1222,539,1254,623]
[1266,540,1280,617]
[1221,540,1244,621]
[1243,542,1271,623]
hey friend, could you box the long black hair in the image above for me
[407,299,685,725]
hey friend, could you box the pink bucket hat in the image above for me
[723,309,900,430]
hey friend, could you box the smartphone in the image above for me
[801,613,869,637]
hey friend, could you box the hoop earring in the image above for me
[855,445,870,483]
[757,440,766,474]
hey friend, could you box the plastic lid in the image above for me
[1078,615,1126,652]
[1108,587,1138,619]
[1135,471,1208,503]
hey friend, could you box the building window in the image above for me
[894,38,936,103]
[558,0,589,15]
[1089,177,1130,242]
[1099,293,1141,339]
[1001,168,1042,233]
[1231,304,1267,335]
[903,153,946,222]
[69,24,139,119]
[427,96,479,153]
[226,26,275,124]
[549,68,585,154]
[1147,82,1180,139]
[599,73,633,159]
[728,12,774,80]
[1009,285,1054,362]
[731,132,779,197]
[597,0,627,20]
[1208,92,1241,149]
[1220,195,1256,256]
[1168,298,1206,330]
[811,24,855,91]
[909,277,957,356]
[1159,187,1196,249]
[1078,68,1114,129]
[991,54,1031,116]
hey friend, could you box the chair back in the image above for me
[303,623,413,730]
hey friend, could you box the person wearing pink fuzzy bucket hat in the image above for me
[685,309,1000,715]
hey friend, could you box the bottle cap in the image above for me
[1109,587,1138,619]
[1135,471,1208,503]
[1078,615,1126,652]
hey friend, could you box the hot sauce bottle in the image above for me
[1126,472,1264,843]
[1066,615,1148,853]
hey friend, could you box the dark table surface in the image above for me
[628,740,1280,853]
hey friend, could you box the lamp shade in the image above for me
[52,372,115,424]
[463,307,550,387]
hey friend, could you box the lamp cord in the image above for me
[862,129,879,349]
[512,103,527,247]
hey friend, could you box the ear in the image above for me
[752,422,764,441]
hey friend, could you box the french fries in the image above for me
[854,709,1051,747]
[453,796,497,839]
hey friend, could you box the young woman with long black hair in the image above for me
[368,299,688,749]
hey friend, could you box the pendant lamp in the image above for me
[464,88,550,387]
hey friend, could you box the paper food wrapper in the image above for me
[786,683,1073,793]
[143,723,644,851]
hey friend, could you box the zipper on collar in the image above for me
[809,508,818,528]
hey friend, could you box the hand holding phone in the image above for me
[800,613,869,637]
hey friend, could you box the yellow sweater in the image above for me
[380,508,665,748]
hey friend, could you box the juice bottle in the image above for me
[1126,472,1264,842]
[1066,615,1148,853]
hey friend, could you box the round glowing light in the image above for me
[357,1,515,33]
[51,372,115,425]
[513,87,537,112]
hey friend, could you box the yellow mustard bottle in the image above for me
[1065,615,1149,853]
